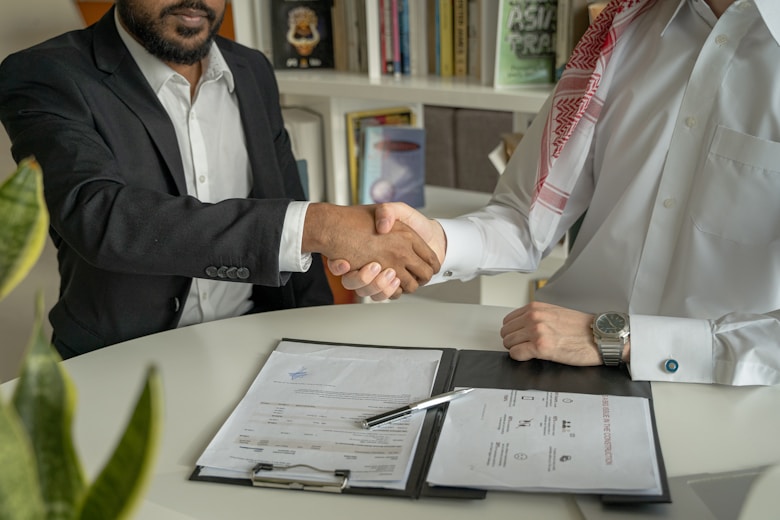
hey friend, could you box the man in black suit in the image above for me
[0,0,438,358]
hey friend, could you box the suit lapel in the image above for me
[91,7,188,195]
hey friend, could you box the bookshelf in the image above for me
[232,0,561,305]
[232,0,554,205]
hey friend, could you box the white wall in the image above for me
[0,0,83,382]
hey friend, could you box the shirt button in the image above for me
[442,270,453,278]
[237,267,250,279]
[715,34,729,46]
[199,175,206,183]
[684,116,697,128]
[663,198,676,208]
[664,359,679,373]
[201,292,208,301]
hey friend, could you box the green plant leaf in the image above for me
[0,157,49,301]
[79,366,163,520]
[12,293,86,519]
[0,399,45,520]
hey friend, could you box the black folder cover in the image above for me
[191,339,670,503]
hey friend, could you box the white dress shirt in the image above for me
[435,0,780,386]
[116,14,311,328]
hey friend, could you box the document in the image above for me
[426,388,663,495]
[195,340,442,490]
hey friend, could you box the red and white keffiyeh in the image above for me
[529,0,657,249]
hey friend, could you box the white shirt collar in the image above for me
[113,8,235,95]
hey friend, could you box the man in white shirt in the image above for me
[333,0,780,386]
[0,0,439,358]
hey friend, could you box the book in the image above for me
[353,0,369,73]
[191,339,671,502]
[398,0,411,75]
[438,0,454,77]
[379,0,395,74]
[358,125,425,208]
[453,0,469,76]
[269,0,335,70]
[427,0,438,74]
[494,0,557,87]
[344,106,416,204]
[407,0,428,76]
[477,0,499,85]
[331,0,348,70]
[391,0,402,76]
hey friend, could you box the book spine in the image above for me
[427,0,438,75]
[332,0,348,71]
[480,0,499,85]
[391,0,402,76]
[407,0,427,76]
[380,0,395,74]
[399,0,411,75]
[438,0,454,77]
[358,0,383,79]
[344,0,360,72]
[467,0,479,79]
[453,0,468,76]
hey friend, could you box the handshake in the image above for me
[303,202,445,301]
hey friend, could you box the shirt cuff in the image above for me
[279,201,312,273]
[628,314,713,383]
[430,218,484,284]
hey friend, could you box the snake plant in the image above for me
[0,158,162,520]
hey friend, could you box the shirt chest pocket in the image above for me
[691,126,780,246]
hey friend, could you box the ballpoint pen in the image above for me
[361,387,474,429]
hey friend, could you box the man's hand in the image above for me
[303,203,440,293]
[328,202,446,300]
[500,302,602,366]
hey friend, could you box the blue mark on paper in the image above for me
[289,366,308,380]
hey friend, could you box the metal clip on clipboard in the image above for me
[250,463,351,493]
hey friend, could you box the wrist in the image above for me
[302,202,333,255]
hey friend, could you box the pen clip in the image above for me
[251,463,350,493]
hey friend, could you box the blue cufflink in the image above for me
[664,359,679,373]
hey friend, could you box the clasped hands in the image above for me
[320,201,607,367]
[302,202,442,294]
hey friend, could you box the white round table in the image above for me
[3,302,779,519]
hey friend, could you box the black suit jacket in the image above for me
[0,9,333,358]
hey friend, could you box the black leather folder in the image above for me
[191,338,670,503]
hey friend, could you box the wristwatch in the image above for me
[592,312,630,366]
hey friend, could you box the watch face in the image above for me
[596,313,627,334]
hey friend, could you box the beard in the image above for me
[117,0,224,65]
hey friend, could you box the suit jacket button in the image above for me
[237,267,250,279]
[205,266,218,277]
[226,267,238,279]
[217,266,228,278]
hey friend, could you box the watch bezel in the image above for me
[593,312,630,341]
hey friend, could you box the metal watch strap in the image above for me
[598,338,623,366]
